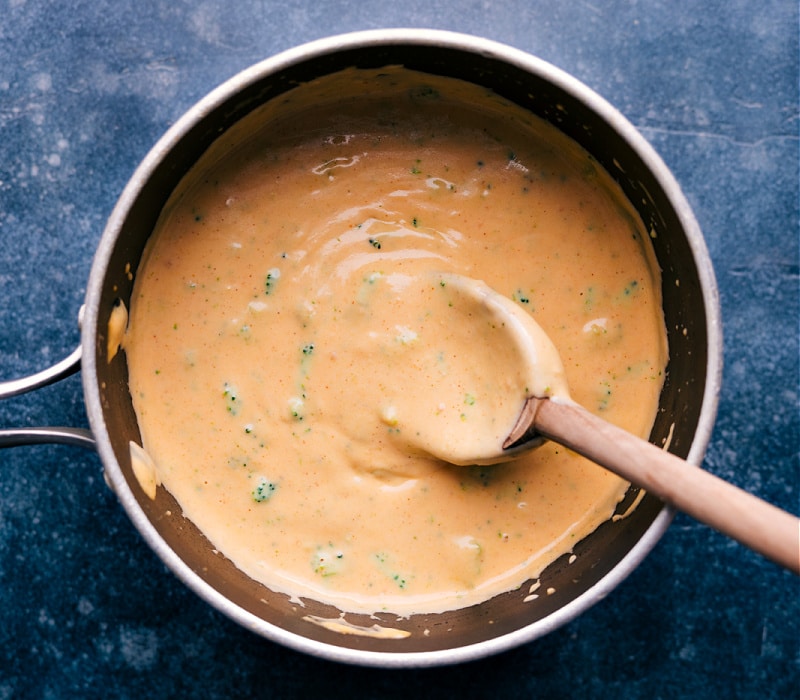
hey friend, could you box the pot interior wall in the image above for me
[90,41,709,655]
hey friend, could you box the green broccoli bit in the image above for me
[252,476,277,503]
[222,382,240,415]
[312,544,345,577]
[265,267,281,295]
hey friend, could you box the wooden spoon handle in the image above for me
[528,397,800,574]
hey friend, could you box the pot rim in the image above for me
[81,28,723,667]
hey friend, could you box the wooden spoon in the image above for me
[425,273,800,574]
[504,395,799,574]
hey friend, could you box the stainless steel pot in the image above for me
[0,29,722,667]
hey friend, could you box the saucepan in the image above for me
[0,29,722,667]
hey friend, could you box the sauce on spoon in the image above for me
[380,272,571,465]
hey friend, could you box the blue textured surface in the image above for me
[0,1,797,697]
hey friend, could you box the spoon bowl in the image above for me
[379,272,571,465]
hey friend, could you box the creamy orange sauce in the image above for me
[124,68,667,615]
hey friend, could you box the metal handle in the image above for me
[0,328,96,449]
[0,426,95,449]
[0,344,83,399]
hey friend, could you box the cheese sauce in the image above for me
[124,68,668,615]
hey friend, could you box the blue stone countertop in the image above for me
[0,1,797,697]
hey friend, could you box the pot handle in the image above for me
[0,426,95,449]
[0,344,96,449]
[0,345,83,400]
